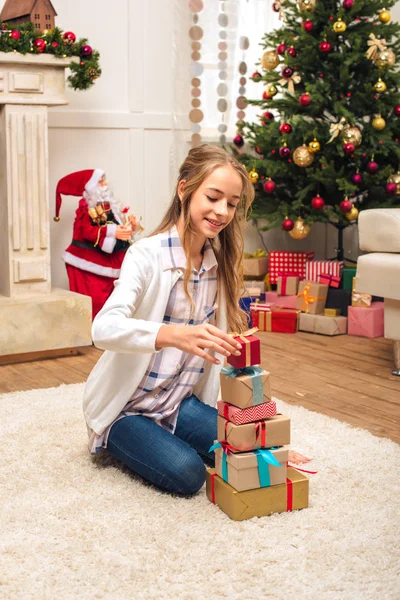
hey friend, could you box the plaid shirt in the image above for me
[89,226,218,453]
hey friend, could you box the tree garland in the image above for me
[0,22,101,91]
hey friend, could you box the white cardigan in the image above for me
[83,234,227,435]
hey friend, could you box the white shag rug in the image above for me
[1,383,399,600]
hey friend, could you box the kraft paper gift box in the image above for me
[243,257,268,277]
[213,445,289,492]
[264,292,298,309]
[305,259,343,283]
[325,288,352,317]
[299,313,347,336]
[219,366,271,409]
[217,399,277,425]
[347,302,384,338]
[268,251,315,284]
[296,281,329,315]
[251,307,299,334]
[352,278,372,308]
[245,280,266,294]
[206,466,309,521]
[226,330,261,369]
[277,275,299,296]
[217,414,291,452]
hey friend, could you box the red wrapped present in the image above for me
[305,259,343,283]
[318,272,342,288]
[268,251,315,285]
[227,328,261,368]
[217,399,277,425]
[251,307,299,333]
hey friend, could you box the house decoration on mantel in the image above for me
[0,0,57,32]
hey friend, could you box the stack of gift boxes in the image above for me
[348,277,384,338]
[206,330,309,521]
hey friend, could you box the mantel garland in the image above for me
[0,22,101,91]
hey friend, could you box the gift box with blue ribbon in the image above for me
[212,443,289,492]
[220,365,271,409]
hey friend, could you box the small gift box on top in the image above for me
[226,329,261,369]
[296,281,328,315]
[318,272,342,289]
[277,274,299,296]
[352,278,372,308]
[219,365,271,409]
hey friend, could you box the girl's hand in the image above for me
[155,324,243,365]
[115,225,133,241]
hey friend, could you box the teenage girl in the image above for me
[83,144,255,495]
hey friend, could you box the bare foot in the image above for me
[288,450,311,465]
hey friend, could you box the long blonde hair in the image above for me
[150,144,255,333]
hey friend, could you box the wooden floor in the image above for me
[0,333,399,443]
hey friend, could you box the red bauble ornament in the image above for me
[280,123,292,134]
[282,218,294,231]
[252,71,262,79]
[394,105,400,117]
[279,146,292,159]
[261,111,274,122]
[302,21,313,32]
[311,195,325,210]
[63,31,76,44]
[11,30,21,40]
[287,47,297,57]
[340,199,352,213]
[263,180,276,193]
[281,66,293,79]
[255,146,263,155]
[343,143,355,155]
[352,173,363,185]
[342,0,354,9]
[299,93,311,107]
[386,183,397,195]
[233,134,244,147]
[80,44,93,57]
[51,41,59,48]
[367,161,379,174]
[319,41,332,53]
[277,43,287,55]
[33,39,46,53]
[262,91,272,100]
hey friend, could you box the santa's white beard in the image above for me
[84,187,124,224]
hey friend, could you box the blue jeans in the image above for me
[107,395,217,495]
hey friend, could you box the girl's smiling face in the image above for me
[180,164,243,242]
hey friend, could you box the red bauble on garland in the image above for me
[80,45,93,57]
[262,91,273,100]
[367,161,379,174]
[277,43,287,55]
[302,21,314,32]
[263,179,276,193]
[11,30,21,40]
[342,0,354,9]
[340,199,352,213]
[311,195,325,210]
[281,67,293,79]
[343,142,355,155]
[299,93,311,107]
[33,39,46,53]
[233,134,244,147]
[282,218,294,231]
[51,41,59,48]
[287,46,297,57]
[352,173,363,185]
[394,105,400,117]
[319,41,332,53]
[280,123,292,134]
[386,182,397,195]
[279,146,292,158]
[63,31,76,44]
[252,71,262,79]
[261,111,274,123]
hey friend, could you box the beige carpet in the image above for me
[1,383,399,600]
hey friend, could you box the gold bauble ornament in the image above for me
[374,49,396,69]
[345,206,359,221]
[298,0,317,11]
[374,78,387,93]
[372,115,386,130]
[249,169,259,183]
[333,18,347,33]
[265,83,278,97]
[378,9,391,24]
[308,138,321,153]
[341,126,362,147]
[261,50,280,71]
[288,218,311,239]
[387,172,400,195]
[293,144,314,167]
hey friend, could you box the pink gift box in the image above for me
[347,302,384,338]
[217,400,277,425]
[265,291,298,309]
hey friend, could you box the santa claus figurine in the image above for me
[54,169,140,319]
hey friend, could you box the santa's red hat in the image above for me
[54,169,105,221]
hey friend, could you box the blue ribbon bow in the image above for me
[209,442,281,488]
[221,365,264,406]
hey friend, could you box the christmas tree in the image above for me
[235,0,400,250]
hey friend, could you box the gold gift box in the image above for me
[352,277,372,308]
[324,308,341,317]
[215,446,289,492]
[217,414,290,452]
[220,369,271,409]
[206,466,309,521]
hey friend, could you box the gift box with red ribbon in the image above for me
[206,466,309,521]
[318,273,342,289]
[217,399,277,425]
[277,274,299,296]
[268,251,315,285]
[226,328,261,369]
[305,259,344,283]
[296,281,329,315]
[251,307,299,334]
[217,414,290,453]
